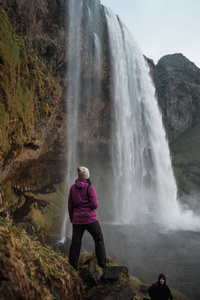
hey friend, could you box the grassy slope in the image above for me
[170,122,200,195]
[25,183,67,239]
[0,181,67,241]
[0,219,86,300]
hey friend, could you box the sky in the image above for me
[100,0,200,68]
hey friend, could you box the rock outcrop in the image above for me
[0,0,67,66]
[153,53,200,141]
[149,54,200,195]
[79,258,136,300]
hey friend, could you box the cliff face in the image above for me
[0,0,111,187]
[0,0,67,64]
[0,0,67,185]
[150,54,200,196]
[153,53,200,141]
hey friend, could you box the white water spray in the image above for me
[104,7,200,231]
[60,0,83,240]
[60,0,102,241]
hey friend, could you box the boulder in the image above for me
[79,259,135,300]
[103,266,129,284]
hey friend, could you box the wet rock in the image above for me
[0,208,11,218]
[87,285,136,300]
[79,259,101,289]
[12,195,49,222]
[103,286,135,300]
[102,266,129,284]
[79,259,135,300]
[51,237,71,257]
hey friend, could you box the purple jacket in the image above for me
[68,178,98,224]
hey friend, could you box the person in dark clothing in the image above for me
[148,273,174,300]
[68,166,106,270]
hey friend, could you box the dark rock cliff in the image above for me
[150,54,200,196]
[152,53,200,141]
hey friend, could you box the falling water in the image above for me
[60,0,83,240]
[61,0,102,240]
[61,1,200,241]
[104,7,200,231]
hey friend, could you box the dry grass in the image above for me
[0,218,86,300]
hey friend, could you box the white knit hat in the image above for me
[77,166,90,179]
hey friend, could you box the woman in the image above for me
[68,166,106,270]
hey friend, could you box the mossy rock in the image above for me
[0,8,62,159]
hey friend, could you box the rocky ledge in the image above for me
[79,258,136,300]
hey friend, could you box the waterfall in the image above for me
[60,0,102,240]
[60,0,83,240]
[104,7,200,231]
[61,1,200,241]
[58,3,200,297]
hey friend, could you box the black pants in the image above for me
[69,220,106,270]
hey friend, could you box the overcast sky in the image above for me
[100,0,200,68]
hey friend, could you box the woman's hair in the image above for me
[87,178,91,185]
[86,178,91,201]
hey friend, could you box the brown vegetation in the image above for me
[0,218,86,300]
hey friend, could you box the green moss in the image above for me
[170,287,190,300]
[42,102,53,116]
[25,182,66,238]
[0,102,9,152]
[115,272,127,287]
[170,122,200,194]
[0,181,18,208]
[0,9,61,157]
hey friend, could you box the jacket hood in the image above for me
[158,273,166,283]
[75,178,88,189]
